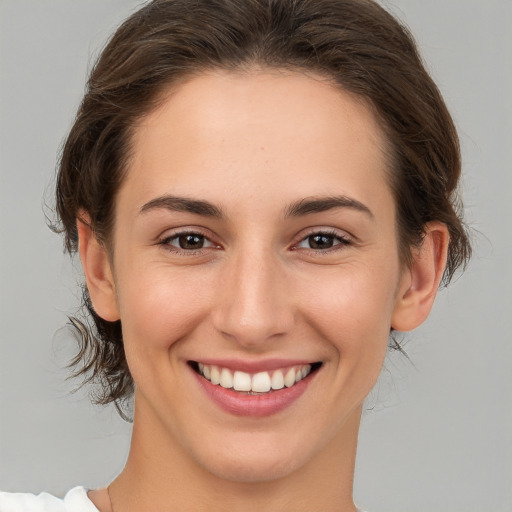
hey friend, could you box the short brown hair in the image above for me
[55,0,471,409]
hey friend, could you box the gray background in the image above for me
[0,1,510,511]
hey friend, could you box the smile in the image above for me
[196,363,317,394]
[190,360,322,416]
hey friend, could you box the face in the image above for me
[99,70,410,482]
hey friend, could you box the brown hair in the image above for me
[55,0,471,409]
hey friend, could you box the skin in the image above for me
[82,70,448,512]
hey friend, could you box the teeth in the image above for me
[271,370,284,390]
[220,368,233,389]
[252,372,271,393]
[210,366,220,385]
[197,363,315,393]
[233,371,252,392]
[284,368,296,387]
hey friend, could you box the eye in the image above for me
[159,232,217,252]
[296,231,351,251]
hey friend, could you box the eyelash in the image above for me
[294,229,352,253]
[157,229,352,255]
[158,231,218,256]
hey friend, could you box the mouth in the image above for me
[189,361,322,395]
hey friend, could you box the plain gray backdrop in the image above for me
[0,1,511,511]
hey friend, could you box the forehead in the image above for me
[122,69,392,217]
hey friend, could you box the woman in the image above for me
[0,0,471,510]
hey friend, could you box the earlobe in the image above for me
[77,214,120,322]
[391,222,449,332]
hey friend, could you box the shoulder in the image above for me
[0,487,99,512]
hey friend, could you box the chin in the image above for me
[202,451,305,484]
[189,427,326,485]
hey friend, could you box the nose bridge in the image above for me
[214,241,293,346]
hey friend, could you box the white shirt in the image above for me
[0,487,98,512]
[0,487,368,511]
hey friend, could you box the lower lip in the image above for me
[193,368,317,417]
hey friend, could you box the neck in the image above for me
[109,396,361,512]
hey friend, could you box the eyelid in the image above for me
[155,226,353,255]
[165,233,216,248]
[157,227,221,253]
[292,227,353,251]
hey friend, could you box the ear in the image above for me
[391,222,449,332]
[77,214,120,322]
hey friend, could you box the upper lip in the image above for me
[190,358,320,373]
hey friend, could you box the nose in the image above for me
[212,248,295,348]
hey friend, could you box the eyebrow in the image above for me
[140,195,224,218]
[284,195,374,219]
[139,194,373,220]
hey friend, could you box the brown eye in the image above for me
[296,231,351,251]
[308,234,335,249]
[160,232,216,252]
[178,234,205,250]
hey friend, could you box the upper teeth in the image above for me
[197,363,312,393]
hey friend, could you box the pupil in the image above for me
[310,234,333,249]
[179,234,203,249]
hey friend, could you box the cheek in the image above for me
[299,263,399,359]
[115,265,214,354]
[288,264,400,427]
